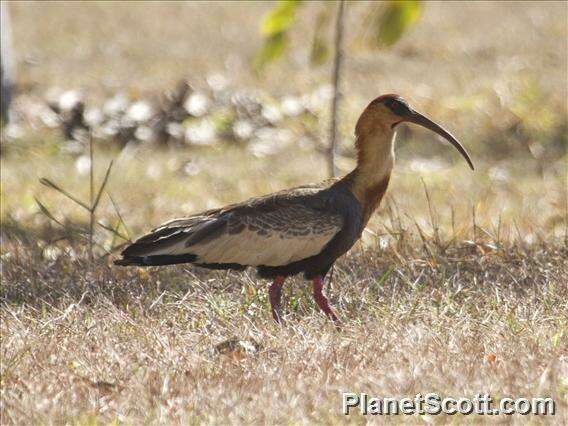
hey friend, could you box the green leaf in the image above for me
[310,8,331,66]
[375,0,422,47]
[260,0,301,36]
[255,1,301,72]
[310,36,329,66]
[254,32,288,72]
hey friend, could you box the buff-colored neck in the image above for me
[346,120,395,193]
[337,119,395,225]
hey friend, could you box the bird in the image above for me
[114,94,474,324]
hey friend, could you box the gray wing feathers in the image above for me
[122,203,343,267]
[120,215,223,257]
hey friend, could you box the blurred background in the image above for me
[1,1,566,251]
[1,4,567,423]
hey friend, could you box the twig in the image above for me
[421,178,440,248]
[92,160,114,212]
[471,203,477,243]
[97,220,130,242]
[35,198,88,236]
[39,178,90,212]
[88,134,95,263]
[564,187,568,248]
[34,197,65,227]
[407,214,435,261]
[108,193,131,240]
[496,210,502,247]
[1,1,14,125]
[328,0,345,178]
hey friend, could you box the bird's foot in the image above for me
[269,276,286,324]
[312,276,341,326]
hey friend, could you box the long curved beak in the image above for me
[404,110,475,170]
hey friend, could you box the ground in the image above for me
[1,1,567,424]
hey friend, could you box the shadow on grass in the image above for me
[2,225,566,319]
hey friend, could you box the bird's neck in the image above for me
[343,126,395,224]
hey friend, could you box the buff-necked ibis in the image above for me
[115,94,474,323]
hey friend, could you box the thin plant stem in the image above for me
[328,0,345,178]
[89,134,94,263]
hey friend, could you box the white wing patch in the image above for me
[188,226,339,266]
[142,205,343,266]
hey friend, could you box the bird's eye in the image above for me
[386,98,410,116]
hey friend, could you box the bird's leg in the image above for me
[268,276,286,323]
[312,276,340,323]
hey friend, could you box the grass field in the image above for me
[2,1,568,424]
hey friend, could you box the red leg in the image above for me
[269,276,286,323]
[312,276,340,323]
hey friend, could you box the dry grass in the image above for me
[2,1,568,424]
[1,142,567,424]
[1,223,567,424]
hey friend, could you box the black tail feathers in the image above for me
[113,253,198,267]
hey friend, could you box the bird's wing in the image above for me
[119,186,344,267]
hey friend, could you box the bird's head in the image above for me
[356,94,474,170]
